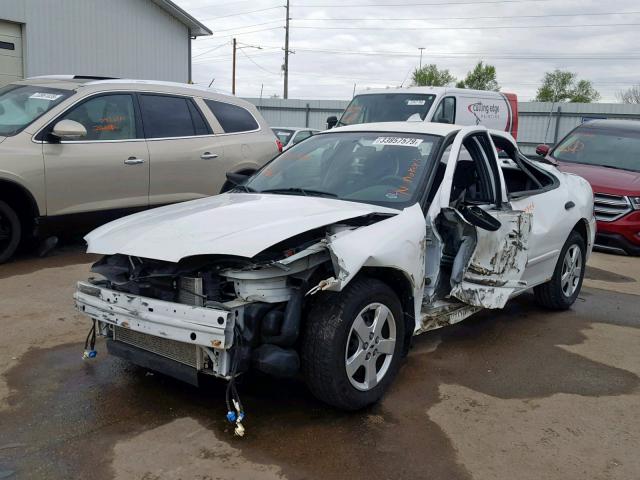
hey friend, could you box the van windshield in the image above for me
[0,85,73,137]
[338,94,436,126]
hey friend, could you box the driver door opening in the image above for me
[420,130,532,331]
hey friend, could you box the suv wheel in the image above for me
[0,200,21,264]
[301,277,404,410]
[534,230,586,310]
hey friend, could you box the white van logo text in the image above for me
[468,102,501,124]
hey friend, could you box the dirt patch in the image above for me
[585,266,635,283]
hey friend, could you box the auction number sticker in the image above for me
[29,92,63,101]
[373,136,423,147]
[406,99,426,106]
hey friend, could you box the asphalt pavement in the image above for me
[0,246,638,480]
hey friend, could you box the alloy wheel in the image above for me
[345,303,397,391]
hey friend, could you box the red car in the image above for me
[536,119,640,255]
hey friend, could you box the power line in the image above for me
[209,20,283,34]
[294,0,555,7]
[239,49,281,75]
[191,41,229,59]
[293,11,640,22]
[186,0,279,12]
[205,6,283,20]
[293,22,640,31]
[256,45,640,60]
[205,26,284,39]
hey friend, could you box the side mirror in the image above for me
[51,120,87,140]
[460,205,502,232]
[326,116,338,129]
[225,171,250,186]
[535,144,550,156]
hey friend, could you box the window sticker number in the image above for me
[29,92,63,101]
[373,136,423,147]
[406,99,426,106]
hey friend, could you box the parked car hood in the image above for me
[85,193,399,262]
[557,161,640,196]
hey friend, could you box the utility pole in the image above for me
[283,0,290,99]
[232,38,237,95]
[418,47,425,69]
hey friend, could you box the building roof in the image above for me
[151,0,212,36]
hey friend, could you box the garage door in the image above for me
[0,20,23,88]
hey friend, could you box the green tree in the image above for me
[534,70,600,103]
[456,61,500,91]
[412,64,456,87]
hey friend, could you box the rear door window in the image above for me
[204,99,259,133]
[139,94,211,139]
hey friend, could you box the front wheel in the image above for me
[301,277,405,410]
[534,230,586,310]
[0,201,21,264]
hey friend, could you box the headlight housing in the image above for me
[629,196,640,210]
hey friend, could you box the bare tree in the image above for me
[616,85,640,104]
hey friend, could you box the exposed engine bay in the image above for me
[80,214,396,383]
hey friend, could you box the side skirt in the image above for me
[416,299,482,334]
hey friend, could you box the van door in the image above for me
[139,93,224,205]
[427,126,531,309]
[43,93,149,216]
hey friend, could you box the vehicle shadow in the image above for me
[0,239,97,280]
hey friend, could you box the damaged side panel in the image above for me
[451,210,532,309]
[324,203,427,323]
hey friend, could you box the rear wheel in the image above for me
[534,231,586,310]
[0,200,21,264]
[301,277,404,410]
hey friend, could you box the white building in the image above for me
[0,0,211,88]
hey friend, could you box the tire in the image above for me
[0,200,21,264]
[534,230,586,310]
[219,181,234,194]
[301,277,405,410]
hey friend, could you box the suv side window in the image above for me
[203,99,259,133]
[58,94,137,141]
[433,97,456,124]
[139,94,211,139]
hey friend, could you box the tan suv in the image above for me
[0,75,279,263]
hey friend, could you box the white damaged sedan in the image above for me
[75,122,595,416]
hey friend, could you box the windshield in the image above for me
[338,94,437,126]
[0,85,72,137]
[272,128,295,146]
[552,126,640,173]
[246,131,441,209]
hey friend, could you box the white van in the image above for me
[328,86,518,138]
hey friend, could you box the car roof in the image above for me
[355,86,506,97]
[327,121,463,137]
[272,127,318,131]
[19,76,229,96]
[15,76,260,112]
[579,119,640,132]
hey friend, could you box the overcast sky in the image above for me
[175,0,640,102]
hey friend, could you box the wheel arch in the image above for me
[572,217,591,251]
[357,266,416,356]
[0,178,40,233]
